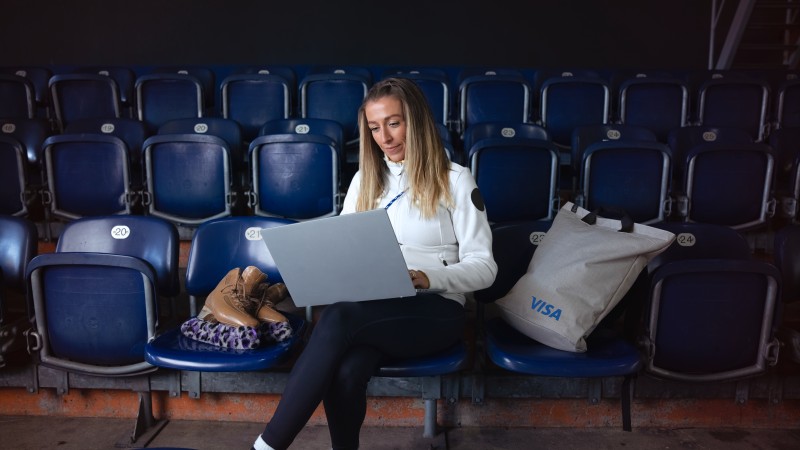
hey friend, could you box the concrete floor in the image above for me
[1,415,799,450]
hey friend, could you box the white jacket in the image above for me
[342,159,497,306]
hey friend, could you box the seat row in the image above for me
[2,65,798,148]
[3,113,800,241]
[1,213,796,441]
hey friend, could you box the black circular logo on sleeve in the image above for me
[471,188,485,212]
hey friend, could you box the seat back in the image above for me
[135,74,204,133]
[474,221,553,306]
[696,73,769,141]
[0,67,52,116]
[570,124,658,174]
[299,68,371,144]
[0,136,30,216]
[773,224,800,303]
[49,73,122,132]
[27,252,159,375]
[386,68,451,126]
[248,130,341,220]
[466,123,558,223]
[157,117,244,177]
[0,74,35,119]
[776,79,800,130]
[768,126,800,201]
[42,134,134,221]
[463,121,549,152]
[539,75,610,147]
[259,117,344,148]
[458,69,530,134]
[645,258,779,381]
[64,118,149,188]
[683,142,775,230]
[648,221,752,269]
[184,216,296,299]
[26,215,178,375]
[617,74,689,141]
[74,66,136,110]
[579,140,671,224]
[666,125,754,184]
[152,66,216,110]
[0,215,38,322]
[56,215,180,298]
[220,72,292,141]
[0,118,51,168]
[142,134,234,226]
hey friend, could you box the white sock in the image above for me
[252,435,276,450]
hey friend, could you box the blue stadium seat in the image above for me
[26,234,168,376]
[768,127,800,221]
[0,67,52,118]
[570,124,659,175]
[0,215,37,367]
[249,118,343,220]
[64,118,149,191]
[259,117,344,147]
[694,71,770,142]
[157,117,245,186]
[666,125,754,186]
[141,134,236,228]
[0,118,51,168]
[152,66,216,110]
[144,216,306,372]
[0,74,35,119]
[220,72,292,142]
[677,142,775,230]
[48,73,122,132]
[474,220,641,431]
[384,68,452,126]
[464,122,559,223]
[135,73,204,133]
[40,134,135,223]
[457,69,531,135]
[773,224,800,364]
[641,222,780,382]
[0,135,33,217]
[74,66,136,115]
[775,78,800,130]
[617,73,689,141]
[239,66,297,92]
[649,221,753,267]
[55,215,181,299]
[299,67,371,145]
[25,215,178,444]
[577,139,672,224]
[538,73,611,148]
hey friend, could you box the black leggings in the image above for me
[260,294,465,450]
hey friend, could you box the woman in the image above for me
[252,77,497,450]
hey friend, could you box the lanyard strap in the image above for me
[384,190,406,210]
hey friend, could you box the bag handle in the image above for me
[576,204,634,232]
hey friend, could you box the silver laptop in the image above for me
[260,209,444,307]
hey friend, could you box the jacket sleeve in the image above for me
[423,167,497,293]
[340,171,361,215]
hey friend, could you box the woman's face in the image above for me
[365,95,407,162]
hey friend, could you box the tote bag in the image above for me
[495,202,675,352]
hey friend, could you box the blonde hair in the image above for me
[355,77,452,218]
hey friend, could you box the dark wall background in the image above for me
[0,0,710,70]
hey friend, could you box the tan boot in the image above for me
[256,283,289,324]
[198,267,259,328]
[241,265,267,300]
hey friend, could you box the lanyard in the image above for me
[384,190,406,209]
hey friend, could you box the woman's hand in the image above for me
[409,270,430,289]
